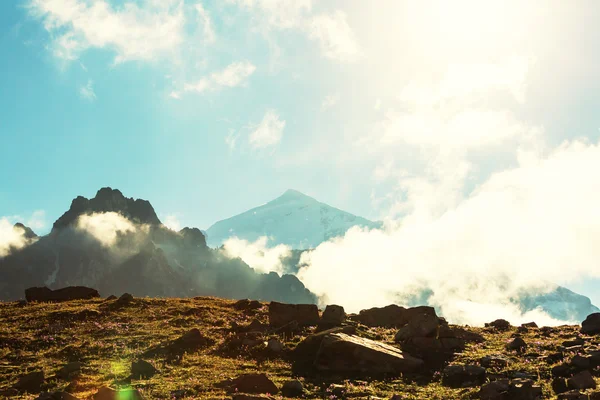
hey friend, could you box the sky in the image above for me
[3,1,600,312]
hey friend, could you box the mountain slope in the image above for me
[0,188,316,304]
[206,189,382,249]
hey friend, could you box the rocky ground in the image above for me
[1,290,600,399]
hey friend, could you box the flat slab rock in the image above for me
[25,286,100,303]
[313,332,424,375]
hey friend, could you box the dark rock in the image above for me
[506,337,527,353]
[231,395,275,400]
[320,304,346,327]
[486,319,511,331]
[441,364,486,388]
[570,355,591,370]
[25,286,100,302]
[552,363,575,378]
[171,328,213,352]
[57,362,81,380]
[234,299,263,311]
[352,304,436,328]
[281,380,304,397]
[394,312,440,341]
[563,338,585,347]
[581,313,600,334]
[312,332,424,376]
[547,352,565,363]
[521,322,538,328]
[92,386,144,400]
[131,360,157,379]
[116,293,134,306]
[266,339,284,353]
[292,326,356,374]
[232,373,279,394]
[268,302,319,327]
[567,370,597,390]
[480,355,510,369]
[14,371,44,393]
[552,378,569,394]
[480,378,542,400]
[105,295,117,301]
[35,392,80,400]
[242,319,268,333]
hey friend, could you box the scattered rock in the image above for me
[352,304,436,328]
[131,360,157,379]
[394,312,440,341]
[170,328,213,353]
[563,338,585,347]
[35,392,80,400]
[486,319,511,331]
[116,293,134,306]
[320,304,346,327]
[25,286,100,303]
[567,370,597,390]
[105,295,117,301]
[268,302,319,327]
[441,364,486,388]
[92,386,144,400]
[480,355,510,369]
[234,299,263,311]
[506,337,527,353]
[480,378,542,400]
[570,355,591,370]
[521,322,538,329]
[281,380,304,397]
[232,373,279,394]
[581,313,600,335]
[266,338,284,353]
[14,371,44,393]
[242,319,268,333]
[57,362,81,380]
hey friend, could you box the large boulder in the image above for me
[294,330,424,377]
[394,312,441,341]
[268,302,319,327]
[25,286,100,303]
[319,304,346,327]
[352,304,436,328]
[581,313,600,334]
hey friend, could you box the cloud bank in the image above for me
[0,219,37,257]
[222,236,291,275]
[76,212,148,247]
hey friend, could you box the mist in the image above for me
[0,219,37,257]
[221,236,291,275]
[297,140,600,326]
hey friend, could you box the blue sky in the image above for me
[4,0,600,311]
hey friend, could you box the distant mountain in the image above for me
[0,188,316,304]
[206,189,382,249]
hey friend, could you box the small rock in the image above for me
[563,338,585,347]
[105,295,117,301]
[506,337,527,353]
[14,371,44,393]
[320,305,346,327]
[441,364,486,388]
[570,355,591,370]
[552,378,569,394]
[57,362,81,380]
[486,319,511,331]
[479,380,510,400]
[480,355,510,369]
[394,313,440,341]
[266,338,284,353]
[92,386,144,400]
[116,293,134,306]
[581,313,600,335]
[234,299,263,311]
[521,322,538,328]
[281,380,304,397]
[35,392,80,400]
[268,302,319,327]
[171,328,213,352]
[567,370,597,390]
[232,373,279,394]
[131,360,157,379]
[552,363,574,378]
[231,395,275,400]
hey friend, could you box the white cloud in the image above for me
[248,109,285,149]
[222,236,291,274]
[76,212,146,247]
[229,0,359,62]
[308,11,361,62]
[298,140,600,326]
[196,3,215,44]
[321,93,339,110]
[225,129,239,150]
[0,219,38,258]
[79,80,96,101]
[175,61,256,97]
[163,214,182,231]
[27,0,185,64]
[26,210,46,231]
